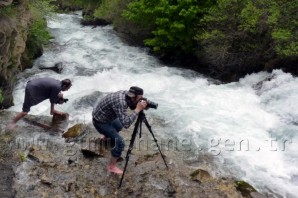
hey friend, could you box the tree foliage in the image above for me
[28,0,55,45]
[94,0,131,23]
[123,0,215,54]
[61,0,102,10]
[268,0,298,57]
[195,0,297,73]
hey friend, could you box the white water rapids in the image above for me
[9,12,298,198]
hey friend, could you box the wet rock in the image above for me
[52,113,69,125]
[39,62,64,73]
[81,18,110,27]
[190,169,213,183]
[23,117,51,130]
[74,91,106,109]
[81,147,104,158]
[252,74,276,94]
[64,124,94,143]
[52,113,69,132]
[250,192,268,198]
[62,123,83,138]
[22,113,69,133]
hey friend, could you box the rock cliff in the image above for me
[0,0,33,108]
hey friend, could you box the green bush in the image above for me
[123,0,215,54]
[62,0,101,10]
[195,0,297,68]
[26,0,55,59]
[268,0,298,57]
[94,0,129,23]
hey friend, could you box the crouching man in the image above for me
[92,86,147,174]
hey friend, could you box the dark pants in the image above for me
[93,118,124,158]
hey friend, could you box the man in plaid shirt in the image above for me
[92,86,147,174]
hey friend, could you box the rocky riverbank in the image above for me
[0,111,267,197]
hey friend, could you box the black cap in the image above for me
[127,86,143,97]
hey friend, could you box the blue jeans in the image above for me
[93,118,124,158]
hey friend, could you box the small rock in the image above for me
[52,113,69,124]
[190,169,212,183]
[68,158,76,165]
[164,183,176,197]
[64,182,73,192]
[39,62,64,73]
[62,124,83,138]
[81,148,104,158]
[40,174,52,186]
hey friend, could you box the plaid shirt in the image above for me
[92,90,138,128]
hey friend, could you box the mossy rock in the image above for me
[235,180,257,198]
[62,123,83,138]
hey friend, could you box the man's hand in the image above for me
[134,100,147,113]
[58,92,63,99]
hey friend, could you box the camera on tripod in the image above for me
[56,98,69,104]
[139,97,158,109]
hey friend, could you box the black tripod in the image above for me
[118,111,169,188]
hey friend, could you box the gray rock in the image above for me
[39,62,64,73]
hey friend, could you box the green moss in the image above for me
[0,4,16,17]
[235,180,256,198]
[18,152,26,162]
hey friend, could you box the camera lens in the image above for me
[147,100,158,109]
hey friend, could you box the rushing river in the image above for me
[9,12,298,198]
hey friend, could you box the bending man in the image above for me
[9,77,72,128]
[92,86,147,174]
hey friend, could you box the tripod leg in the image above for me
[142,116,169,169]
[118,114,142,188]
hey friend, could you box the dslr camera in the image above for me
[56,97,69,104]
[139,97,158,109]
